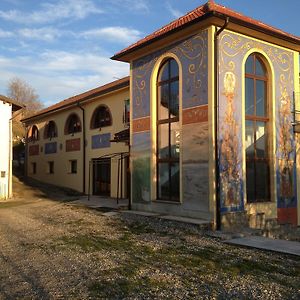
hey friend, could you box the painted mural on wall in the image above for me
[219,31,296,220]
[132,132,151,203]
[132,30,208,119]
[131,30,209,209]
[219,70,242,210]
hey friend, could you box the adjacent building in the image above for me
[0,95,22,199]
[112,1,300,228]
[22,77,130,199]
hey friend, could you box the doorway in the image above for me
[93,158,111,196]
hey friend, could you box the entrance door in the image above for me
[93,159,111,196]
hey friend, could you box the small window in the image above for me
[123,99,130,124]
[90,105,112,129]
[48,161,54,174]
[69,160,77,174]
[65,114,81,135]
[44,121,58,139]
[31,162,37,174]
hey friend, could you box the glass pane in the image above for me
[170,122,180,158]
[245,78,254,115]
[158,124,169,159]
[256,121,267,158]
[169,81,179,117]
[246,161,255,203]
[245,120,255,158]
[255,58,265,76]
[158,61,169,82]
[170,163,180,201]
[245,55,254,74]
[256,80,266,117]
[158,163,169,199]
[255,161,270,201]
[170,59,179,78]
[158,84,169,120]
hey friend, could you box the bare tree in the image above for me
[7,77,44,142]
[7,77,43,117]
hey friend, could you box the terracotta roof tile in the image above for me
[0,94,23,110]
[23,76,129,122]
[112,1,300,60]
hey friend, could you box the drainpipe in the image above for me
[77,103,86,194]
[214,17,229,230]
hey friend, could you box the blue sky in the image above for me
[0,0,299,107]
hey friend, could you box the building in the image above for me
[112,1,300,228]
[22,77,130,199]
[0,95,23,199]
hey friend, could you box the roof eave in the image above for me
[22,80,129,124]
[112,10,300,62]
[111,11,215,62]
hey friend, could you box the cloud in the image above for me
[18,27,64,41]
[0,50,129,104]
[80,27,142,44]
[0,28,14,38]
[0,0,103,24]
[166,2,183,19]
[109,0,149,13]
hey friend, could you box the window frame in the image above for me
[44,120,58,139]
[245,53,271,203]
[65,113,81,135]
[69,160,77,174]
[156,58,180,202]
[48,161,54,174]
[90,105,112,129]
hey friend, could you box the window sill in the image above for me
[152,199,181,205]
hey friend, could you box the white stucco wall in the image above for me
[0,101,12,199]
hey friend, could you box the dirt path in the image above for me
[0,176,299,299]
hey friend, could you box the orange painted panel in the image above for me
[29,145,39,156]
[182,105,208,125]
[66,138,81,152]
[133,117,150,133]
[277,208,297,226]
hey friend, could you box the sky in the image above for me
[0,0,299,107]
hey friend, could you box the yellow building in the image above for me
[23,77,130,199]
[112,1,300,229]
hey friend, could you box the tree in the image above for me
[7,77,44,145]
[7,77,43,117]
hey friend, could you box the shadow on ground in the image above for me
[12,167,82,202]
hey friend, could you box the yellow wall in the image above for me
[26,86,129,198]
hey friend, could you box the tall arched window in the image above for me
[156,58,180,202]
[44,120,58,139]
[28,125,39,141]
[65,113,81,134]
[90,105,112,129]
[245,53,270,202]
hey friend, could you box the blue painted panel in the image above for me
[45,142,57,154]
[92,133,111,149]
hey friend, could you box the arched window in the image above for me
[28,125,39,141]
[65,113,81,134]
[90,105,112,129]
[44,120,58,139]
[156,58,180,202]
[245,53,270,202]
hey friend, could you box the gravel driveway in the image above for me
[0,176,299,299]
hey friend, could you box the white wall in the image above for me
[0,101,12,199]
